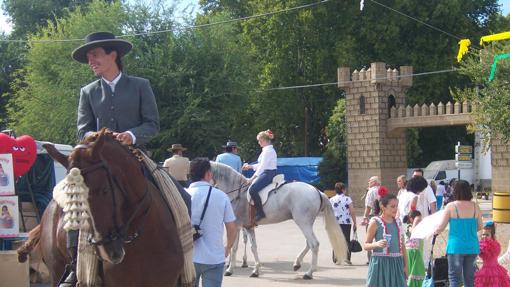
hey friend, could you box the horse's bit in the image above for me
[74,149,151,246]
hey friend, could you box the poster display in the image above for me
[0,154,15,196]
[0,196,19,238]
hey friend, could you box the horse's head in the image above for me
[209,162,248,202]
[45,129,149,264]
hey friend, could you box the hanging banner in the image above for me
[480,31,510,45]
[0,154,15,196]
[0,196,19,238]
[457,39,471,62]
[488,53,510,81]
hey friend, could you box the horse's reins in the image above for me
[77,155,152,246]
[216,180,250,203]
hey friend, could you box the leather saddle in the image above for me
[246,174,285,228]
[247,174,285,205]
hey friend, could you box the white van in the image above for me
[17,141,73,231]
[35,141,73,182]
[423,160,474,184]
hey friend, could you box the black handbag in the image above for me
[350,232,363,253]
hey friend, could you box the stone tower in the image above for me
[337,62,413,204]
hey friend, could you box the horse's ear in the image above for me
[43,144,69,169]
[90,131,106,160]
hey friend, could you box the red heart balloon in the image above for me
[0,134,37,177]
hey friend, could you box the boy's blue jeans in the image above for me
[194,262,225,287]
[447,253,477,287]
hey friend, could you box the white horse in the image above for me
[210,162,347,279]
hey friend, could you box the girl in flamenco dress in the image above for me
[475,221,510,287]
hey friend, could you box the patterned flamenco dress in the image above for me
[475,238,510,287]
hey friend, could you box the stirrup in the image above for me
[58,265,77,287]
[255,212,266,222]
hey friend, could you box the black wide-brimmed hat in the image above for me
[222,141,238,148]
[72,32,133,64]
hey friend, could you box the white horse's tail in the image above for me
[320,192,348,262]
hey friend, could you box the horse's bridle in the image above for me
[76,156,152,246]
[214,179,250,203]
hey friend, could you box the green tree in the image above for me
[453,43,510,143]
[5,0,128,144]
[2,0,96,37]
[5,1,256,162]
[318,98,347,189]
[199,0,500,166]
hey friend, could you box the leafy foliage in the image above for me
[6,1,125,144]
[5,1,256,162]
[318,98,347,189]
[1,0,508,170]
[454,43,510,144]
[2,0,95,37]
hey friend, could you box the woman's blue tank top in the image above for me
[446,202,479,254]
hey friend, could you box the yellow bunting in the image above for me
[457,39,471,62]
[480,31,510,45]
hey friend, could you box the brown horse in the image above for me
[18,131,184,286]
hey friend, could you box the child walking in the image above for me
[365,193,407,287]
[475,221,510,287]
[404,210,425,287]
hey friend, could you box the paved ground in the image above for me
[30,199,494,287]
[221,215,369,287]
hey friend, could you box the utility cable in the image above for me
[261,68,457,92]
[368,0,463,41]
[0,0,330,43]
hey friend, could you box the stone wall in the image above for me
[338,62,411,206]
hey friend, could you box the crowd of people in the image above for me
[328,171,510,287]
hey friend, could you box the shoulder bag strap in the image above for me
[197,186,213,228]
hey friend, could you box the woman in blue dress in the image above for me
[365,193,408,287]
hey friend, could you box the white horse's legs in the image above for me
[246,228,261,277]
[293,245,309,271]
[294,221,320,279]
[241,228,249,268]
[225,227,261,277]
[225,228,241,276]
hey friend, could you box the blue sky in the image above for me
[0,0,200,34]
[0,0,510,34]
[503,0,510,14]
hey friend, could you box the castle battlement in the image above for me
[337,62,413,88]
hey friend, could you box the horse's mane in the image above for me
[79,128,140,160]
[210,161,247,192]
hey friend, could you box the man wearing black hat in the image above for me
[215,141,242,173]
[60,31,160,287]
[74,31,159,146]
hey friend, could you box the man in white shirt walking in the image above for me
[188,158,237,287]
[362,176,380,264]
[412,169,437,217]
[412,168,437,266]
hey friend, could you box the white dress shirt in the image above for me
[251,144,277,177]
[102,72,122,93]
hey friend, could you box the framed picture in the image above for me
[0,196,19,238]
[0,154,15,196]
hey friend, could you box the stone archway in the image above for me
[337,62,510,223]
